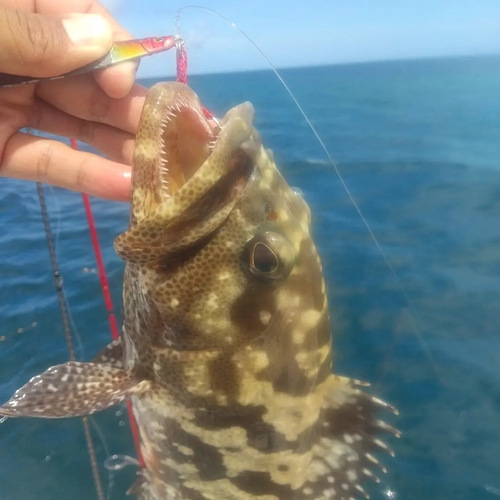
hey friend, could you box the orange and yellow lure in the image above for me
[0,35,177,88]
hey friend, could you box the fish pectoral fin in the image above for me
[0,361,151,418]
[305,374,400,498]
[92,337,124,369]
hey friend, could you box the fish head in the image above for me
[115,82,331,394]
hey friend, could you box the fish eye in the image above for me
[242,232,296,282]
[154,37,164,42]
[252,243,278,274]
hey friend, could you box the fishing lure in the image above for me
[0,35,177,88]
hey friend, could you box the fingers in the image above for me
[85,1,138,98]
[28,97,135,165]
[35,0,130,38]
[1,132,131,201]
[0,0,143,202]
[34,0,138,98]
[0,7,113,77]
[36,76,148,135]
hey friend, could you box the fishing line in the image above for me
[175,6,443,384]
[28,130,119,496]
[35,181,106,500]
[45,153,116,498]
[31,135,138,499]
[25,129,86,360]
[46,185,86,361]
[89,415,116,500]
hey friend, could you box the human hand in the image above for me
[0,0,149,201]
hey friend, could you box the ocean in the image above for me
[1,55,499,500]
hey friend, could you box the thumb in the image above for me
[0,8,113,78]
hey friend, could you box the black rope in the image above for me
[36,182,105,500]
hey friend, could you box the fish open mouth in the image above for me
[157,90,221,198]
[115,83,257,264]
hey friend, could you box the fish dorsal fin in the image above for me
[0,362,151,418]
[92,337,124,369]
[302,375,399,499]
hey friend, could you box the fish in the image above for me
[0,81,399,499]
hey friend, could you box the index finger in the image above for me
[35,0,137,98]
[3,131,131,201]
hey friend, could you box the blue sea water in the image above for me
[1,55,500,500]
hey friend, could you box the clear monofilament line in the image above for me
[175,6,444,384]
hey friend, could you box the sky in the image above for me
[100,0,500,76]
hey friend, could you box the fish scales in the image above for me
[0,82,399,499]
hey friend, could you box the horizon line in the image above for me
[137,51,500,80]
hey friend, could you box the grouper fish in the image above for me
[0,82,399,499]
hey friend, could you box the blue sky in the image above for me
[101,0,500,76]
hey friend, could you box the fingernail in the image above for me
[63,14,113,50]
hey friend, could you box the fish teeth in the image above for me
[161,104,182,126]
[173,94,199,115]
[157,135,170,184]
[160,177,170,191]
[177,95,191,108]
[161,111,175,125]
[158,135,166,155]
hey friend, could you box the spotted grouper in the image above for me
[0,82,399,499]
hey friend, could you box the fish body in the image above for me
[0,82,398,499]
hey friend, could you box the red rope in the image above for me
[175,42,213,119]
[175,44,188,84]
[71,139,145,468]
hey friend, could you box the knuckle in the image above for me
[6,9,67,73]
[35,142,53,182]
[29,99,43,131]
[78,120,95,145]
[88,86,112,122]
[75,158,90,193]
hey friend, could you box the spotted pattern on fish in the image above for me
[114,83,398,499]
[0,82,398,499]
[93,337,125,369]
